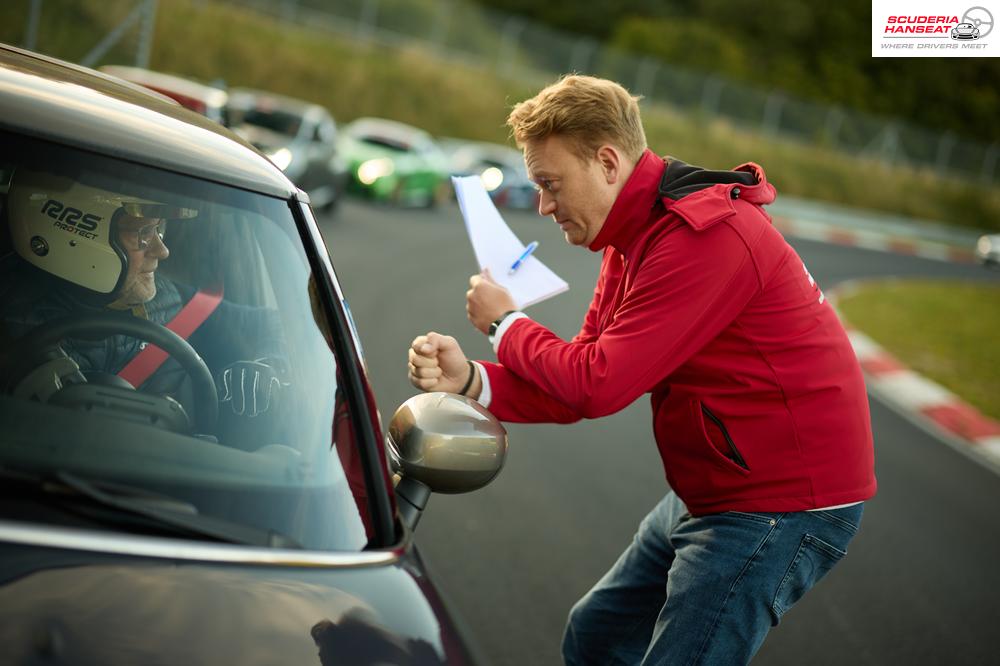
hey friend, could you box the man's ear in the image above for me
[596,145,622,185]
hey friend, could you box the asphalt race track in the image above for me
[319,198,1000,666]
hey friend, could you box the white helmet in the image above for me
[8,169,197,295]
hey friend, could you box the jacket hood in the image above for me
[589,150,777,253]
[659,157,758,200]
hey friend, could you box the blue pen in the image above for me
[508,241,539,275]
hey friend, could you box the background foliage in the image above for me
[2,0,998,230]
[476,0,1000,145]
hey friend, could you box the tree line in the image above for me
[476,0,1000,145]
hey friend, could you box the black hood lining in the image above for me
[658,158,756,201]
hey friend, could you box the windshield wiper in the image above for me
[1,466,302,549]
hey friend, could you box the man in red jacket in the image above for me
[407,75,876,665]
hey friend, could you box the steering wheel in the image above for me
[14,314,218,432]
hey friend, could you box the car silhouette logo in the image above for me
[951,22,981,39]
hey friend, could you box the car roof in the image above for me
[345,117,431,142]
[0,45,296,198]
[100,65,229,108]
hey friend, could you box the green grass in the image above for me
[2,0,999,231]
[837,280,1000,420]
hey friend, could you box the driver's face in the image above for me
[114,215,170,305]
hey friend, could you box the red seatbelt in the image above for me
[118,287,224,388]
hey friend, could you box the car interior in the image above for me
[0,132,374,551]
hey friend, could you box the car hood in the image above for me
[0,540,472,665]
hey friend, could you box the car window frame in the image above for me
[288,198,397,548]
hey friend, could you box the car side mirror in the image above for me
[387,392,507,530]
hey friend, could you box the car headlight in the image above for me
[267,147,293,171]
[977,236,993,255]
[480,167,504,192]
[358,158,394,185]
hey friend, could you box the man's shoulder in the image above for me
[642,204,754,254]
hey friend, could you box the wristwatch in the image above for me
[488,310,519,345]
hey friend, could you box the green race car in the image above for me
[338,117,451,207]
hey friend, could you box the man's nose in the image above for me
[147,231,169,259]
[538,191,557,216]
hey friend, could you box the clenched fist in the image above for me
[407,331,480,398]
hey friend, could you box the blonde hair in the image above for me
[507,75,647,164]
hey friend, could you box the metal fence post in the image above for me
[880,124,899,167]
[81,1,146,68]
[823,107,843,147]
[934,132,955,175]
[982,143,999,184]
[136,0,158,68]
[497,16,525,78]
[701,76,724,116]
[762,91,785,135]
[358,0,380,43]
[568,37,595,74]
[430,0,451,49]
[24,0,43,51]
[635,57,658,98]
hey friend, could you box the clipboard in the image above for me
[452,175,569,308]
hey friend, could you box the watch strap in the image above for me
[488,310,519,343]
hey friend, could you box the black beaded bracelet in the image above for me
[458,360,476,396]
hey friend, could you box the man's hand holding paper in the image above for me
[466,268,518,334]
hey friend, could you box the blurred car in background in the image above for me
[0,43,507,664]
[976,234,1000,267]
[99,65,230,126]
[229,88,346,212]
[338,117,450,207]
[443,140,538,210]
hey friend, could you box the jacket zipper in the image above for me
[701,404,749,470]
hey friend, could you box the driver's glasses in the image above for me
[119,219,167,251]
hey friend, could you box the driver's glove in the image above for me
[218,357,290,417]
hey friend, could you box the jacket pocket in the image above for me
[770,534,846,624]
[700,404,749,471]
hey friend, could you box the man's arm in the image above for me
[407,332,582,424]
[477,360,582,423]
[496,223,761,419]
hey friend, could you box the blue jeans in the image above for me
[562,492,863,665]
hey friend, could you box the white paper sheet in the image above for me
[452,175,569,309]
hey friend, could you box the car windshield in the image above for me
[235,106,304,138]
[0,131,375,551]
[358,134,413,152]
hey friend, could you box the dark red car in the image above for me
[0,44,505,665]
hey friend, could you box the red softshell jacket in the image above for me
[480,150,876,515]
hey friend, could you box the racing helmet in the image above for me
[7,168,197,295]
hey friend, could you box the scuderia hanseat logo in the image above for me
[874,3,995,55]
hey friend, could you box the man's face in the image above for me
[114,215,169,305]
[524,135,622,247]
